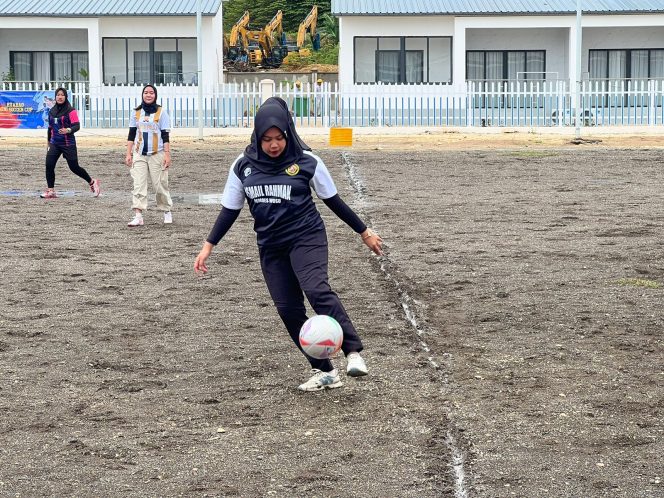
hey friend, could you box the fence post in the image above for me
[649,79,656,127]
[259,79,275,104]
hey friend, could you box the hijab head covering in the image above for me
[49,87,74,118]
[244,97,310,173]
[135,84,159,114]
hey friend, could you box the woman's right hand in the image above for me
[361,228,384,256]
[194,242,214,275]
[125,153,132,167]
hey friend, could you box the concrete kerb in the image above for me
[1,125,662,140]
[2,126,663,149]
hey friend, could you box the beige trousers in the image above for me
[130,151,173,212]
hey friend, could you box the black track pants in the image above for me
[259,228,363,372]
[45,143,92,188]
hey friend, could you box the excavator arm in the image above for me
[229,11,250,47]
[296,5,318,48]
[264,10,283,41]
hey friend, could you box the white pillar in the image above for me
[568,26,578,93]
[197,0,203,139]
[86,20,102,90]
[453,22,467,92]
[574,0,582,137]
[202,18,218,89]
[338,18,352,89]
[568,17,582,132]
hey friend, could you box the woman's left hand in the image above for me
[361,228,383,256]
[163,151,172,169]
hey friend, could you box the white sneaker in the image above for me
[127,215,144,227]
[346,352,368,377]
[163,211,173,224]
[298,369,343,392]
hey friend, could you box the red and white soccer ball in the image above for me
[299,315,343,359]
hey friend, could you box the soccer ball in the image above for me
[299,315,343,359]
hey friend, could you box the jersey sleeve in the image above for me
[159,109,171,132]
[220,155,246,210]
[309,154,338,200]
[68,109,79,125]
[129,111,137,128]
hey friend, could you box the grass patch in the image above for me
[615,278,661,289]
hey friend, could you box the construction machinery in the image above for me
[252,10,288,67]
[297,5,320,53]
[225,10,287,69]
[226,11,251,64]
[282,5,320,64]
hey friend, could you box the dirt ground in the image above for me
[0,132,662,497]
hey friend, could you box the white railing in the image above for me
[3,79,664,128]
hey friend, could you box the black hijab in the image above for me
[49,87,74,118]
[135,84,159,115]
[244,97,311,173]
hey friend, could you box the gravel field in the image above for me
[0,136,662,497]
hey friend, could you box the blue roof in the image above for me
[0,0,223,16]
[332,0,664,15]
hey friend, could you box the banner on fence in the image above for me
[0,91,55,129]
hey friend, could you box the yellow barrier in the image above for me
[329,127,353,147]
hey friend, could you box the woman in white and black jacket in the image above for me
[125,84,173,227]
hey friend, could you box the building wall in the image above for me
[0,19,94,78]
[0,15,222,89]
[338,16,454,88]
[338,13,664,89]
[583,26,664,49]
[99,17,219,89]
[466,28,570,81]
[213,6,224,89]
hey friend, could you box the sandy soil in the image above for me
[0,136,662,497]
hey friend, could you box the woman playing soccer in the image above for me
[40,88,100,199]
[194,97,383,392]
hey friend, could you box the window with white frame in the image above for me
[103,37,195,85]
[466,50,545,81]
[589,49,664,81]
[9,51,89,81]
[354,36,452,84]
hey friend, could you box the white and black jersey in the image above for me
[221,150,336,247]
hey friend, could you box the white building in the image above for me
[332,0,664,91]
[0,0,224,91]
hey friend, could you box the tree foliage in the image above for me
[317,13,338,45]
[223,0,332,34]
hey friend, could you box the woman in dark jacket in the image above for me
[40,87,100,199]
[194,97,383,392]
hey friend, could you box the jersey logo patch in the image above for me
[285,164,300,176]
[243,167,251,177]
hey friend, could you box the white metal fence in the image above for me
[3,79,664,128]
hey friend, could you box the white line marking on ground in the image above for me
[342,151,469,498]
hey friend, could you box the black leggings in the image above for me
[259,229,363,372]
[45,143,91,188]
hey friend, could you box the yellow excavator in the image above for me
[255,10,288,67]
[297,5,320,52]
[283,5,320,63]
[226,11,251,64]
[226,10,287,69]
